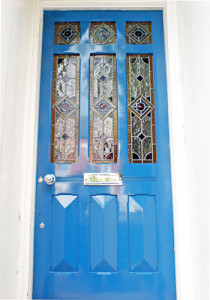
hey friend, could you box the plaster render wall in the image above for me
[0,0,34,298]
[176,2,210,299]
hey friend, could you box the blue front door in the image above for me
[33,10,176,299]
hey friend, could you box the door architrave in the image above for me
[16,1,192,299]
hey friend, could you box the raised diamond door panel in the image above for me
[128,195,157,272]
[90,195,118,272]
[50,195,79,272]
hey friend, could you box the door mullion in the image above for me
[78,48,90,164]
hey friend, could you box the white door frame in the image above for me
[16,1,193,299]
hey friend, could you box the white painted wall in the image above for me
[0,1,209,299]
[0,0,35,298]
[176,2,210,299]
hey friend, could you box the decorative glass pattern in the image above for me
[126,22,152,44]
[90,22,116,45]
[127,54,157,163]
[90,55,117,163]
[51,55,80,163]
[54,22,80,45]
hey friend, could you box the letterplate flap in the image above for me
[84,173,123,185]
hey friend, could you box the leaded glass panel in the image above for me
[126,22,152,44]
[51,55,80,163]
[90,22,116,45]
[90,55,117,163]
[54,22,80,45]
[127,54,157,163]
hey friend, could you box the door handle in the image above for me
[44,174,56,185]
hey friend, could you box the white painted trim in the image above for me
[164,2,193,300]
[17,1,192,299]
[17,0,43,298]
[41,0,165,10]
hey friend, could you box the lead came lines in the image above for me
[127,54,157,163]
[90,55,117,163]
[51,22,155,164]
[51,55,80,163]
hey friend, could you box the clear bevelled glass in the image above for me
[90,22,116,45]
[127,54,157,163]
[126,22,152,45]
[51,55,80,163]
[54,22,80,45]
[90,55,117,163]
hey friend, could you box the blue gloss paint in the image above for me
[33,10,176,299]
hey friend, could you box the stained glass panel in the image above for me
[127,54,157,163]
[51,55,80,163]
[126,22,152,44]
[54,22,80,45]
[90,55,117,163]
[90,22,116,45]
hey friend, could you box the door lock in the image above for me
[44,174,56,185]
